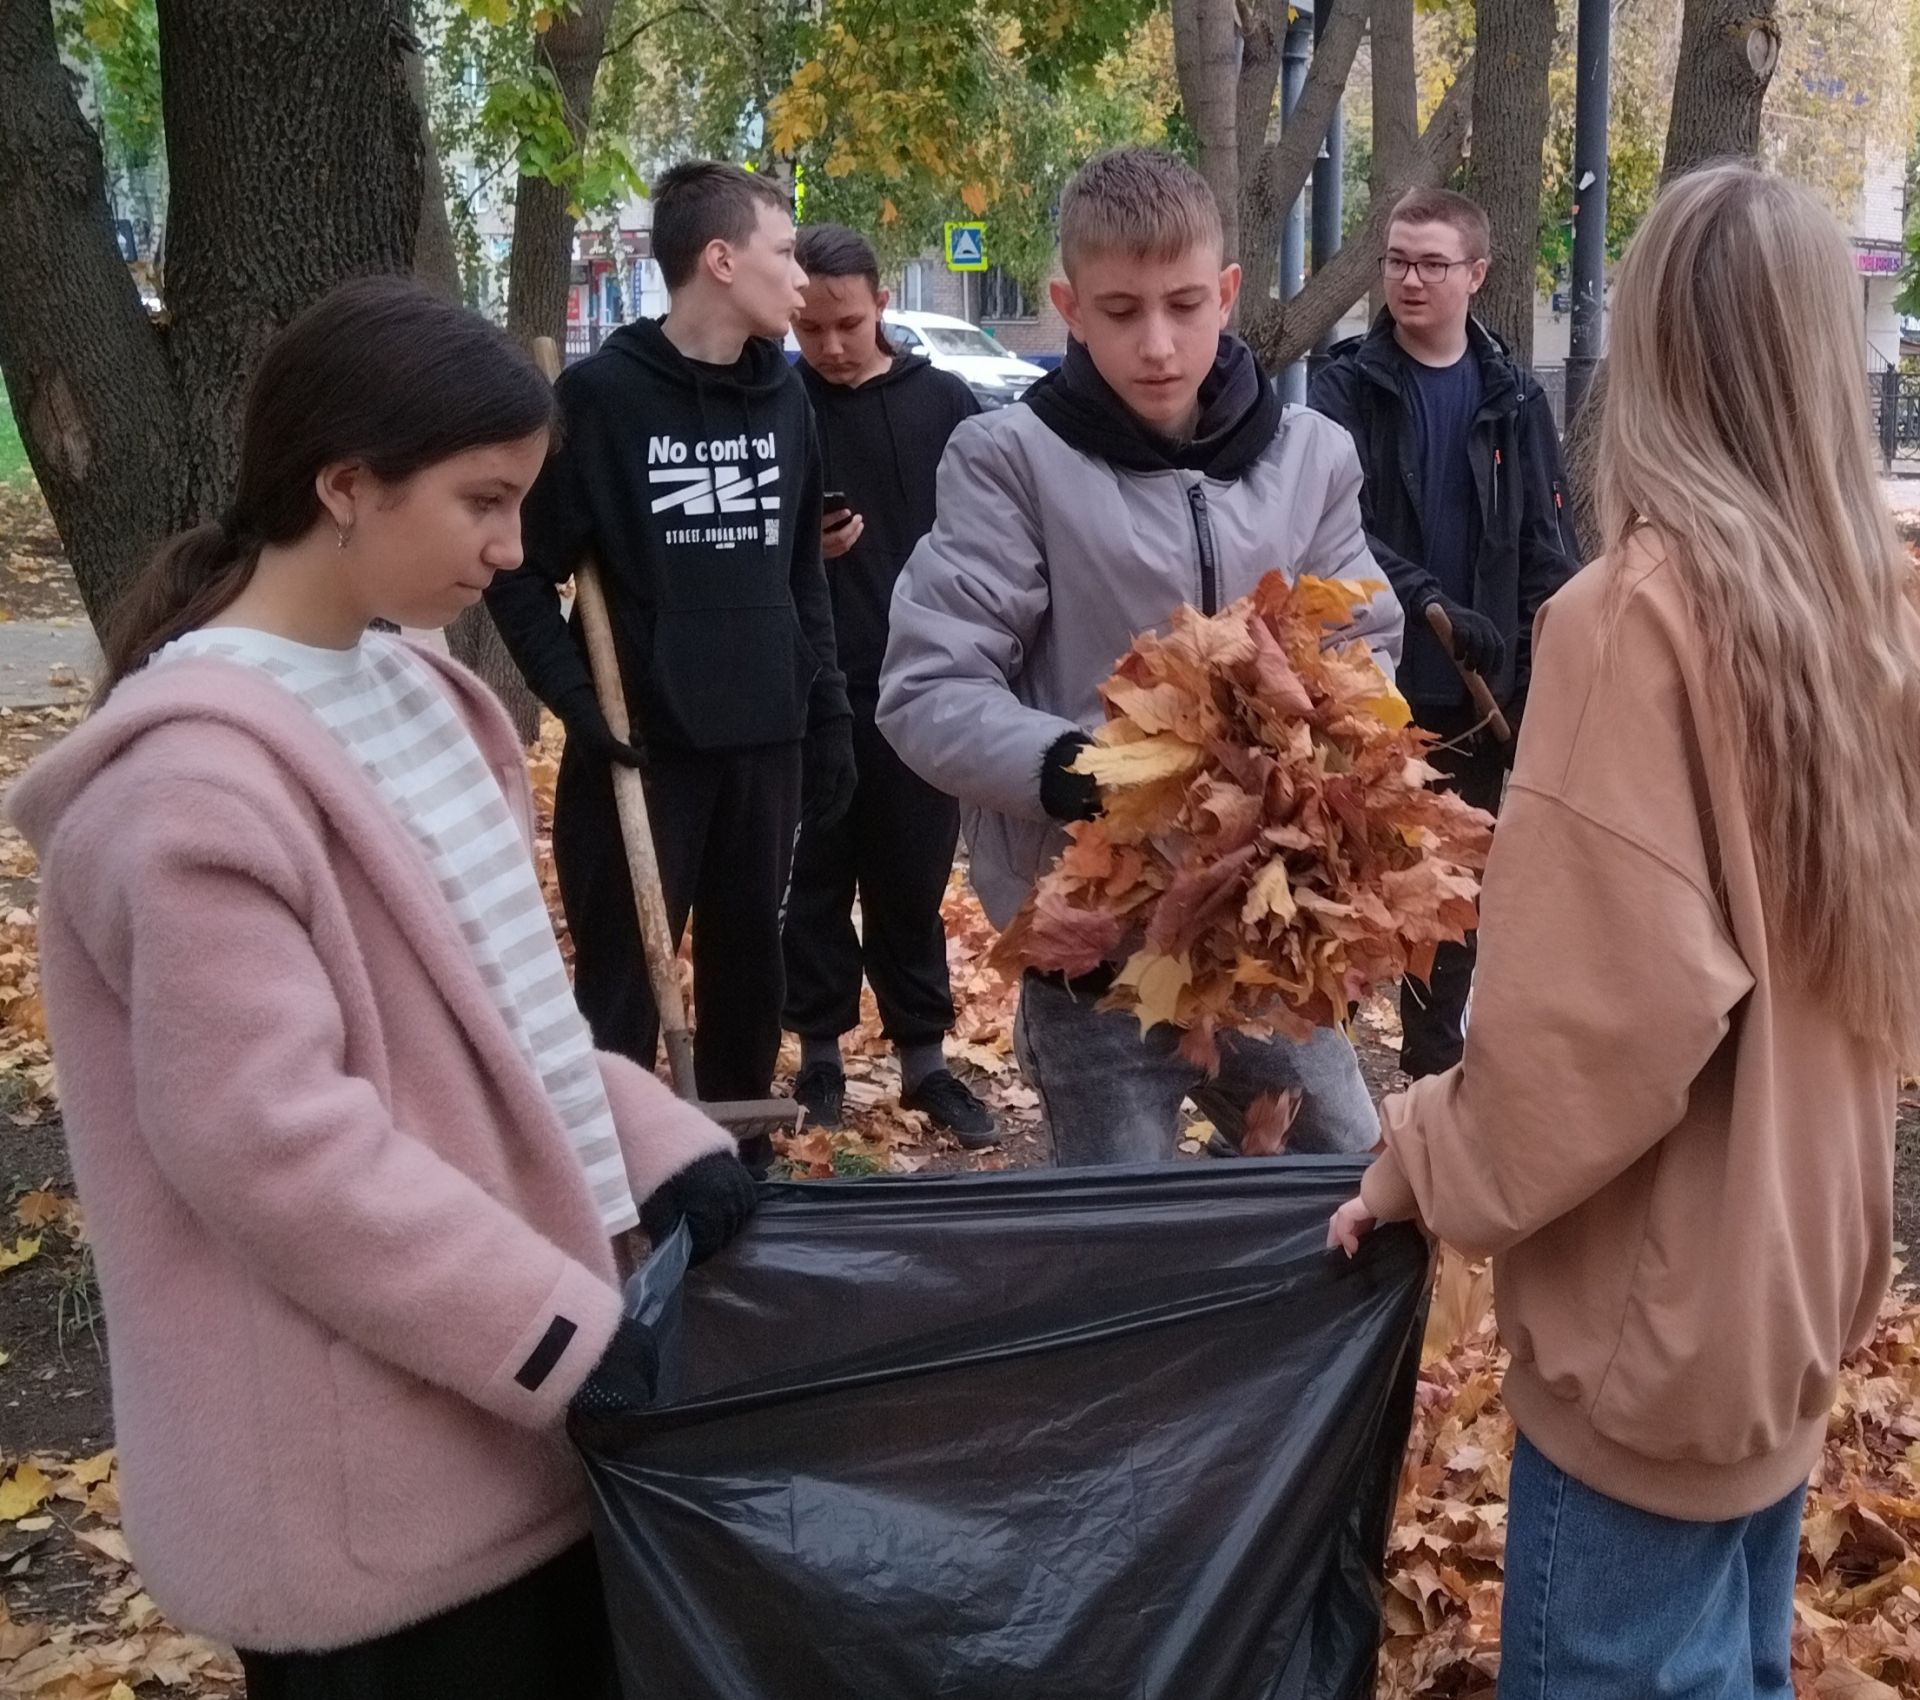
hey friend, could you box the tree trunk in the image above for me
[1662,0,1781,184]
[159,0,424,520]
[2,0,427,630]
[1369,0,1421,186]
[0,0,181,624]
[1466,0,1555,361]
[1241,0,1368,312]
[1171,0,1243,266]
[505,0,614,347]
[447,605,542,740]
[1245,51,1476,369]
[1235,1,1283,312]
[401,8,464,304]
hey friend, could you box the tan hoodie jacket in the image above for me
[1363,546,1898,1521]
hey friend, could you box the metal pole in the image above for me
[1565,0,1611,425]
[1309,0,1345,387]
[1278,4,1313,404]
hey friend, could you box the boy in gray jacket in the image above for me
[877,147,1401,1165]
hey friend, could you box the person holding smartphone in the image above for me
[781,223,996,1142]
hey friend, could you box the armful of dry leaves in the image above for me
[989,573,1495,1072]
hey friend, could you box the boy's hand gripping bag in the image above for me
[571,1159,1428,1700]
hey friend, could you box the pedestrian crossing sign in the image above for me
[944,222,988,272]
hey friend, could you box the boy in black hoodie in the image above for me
[779,224,995,1144]
[489,162,853,1150]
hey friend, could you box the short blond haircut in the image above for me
[1058,147,1223,277]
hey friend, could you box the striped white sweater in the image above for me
[159,627,637,1232]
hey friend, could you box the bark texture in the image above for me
[159,0,424,520]
[1235,0,1370,317]
[1235,0,1284,312]
[1171,0,1244,266]
[0,0,180,623]
[1663,0,1781,184]
[402,6,464,304]
[0,0,424,626]
[1466,0,1555,361]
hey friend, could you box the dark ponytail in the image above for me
[795,223,896,357]
[100,275,558,696]
[99,520,253,703]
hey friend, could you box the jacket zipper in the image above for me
[1187,482,1220,615]
[1552,477,1578,558]
[1493,446,1502,526]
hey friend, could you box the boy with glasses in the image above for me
[1311,186,1581,1080]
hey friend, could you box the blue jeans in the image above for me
[1011,971,1379,1165]
[1499,1435,1805,1700]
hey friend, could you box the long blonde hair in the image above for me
[1599,163,1920,1062]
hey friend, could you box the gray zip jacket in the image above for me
[877,401,1402,927]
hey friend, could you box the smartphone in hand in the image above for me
[823,490,855,534]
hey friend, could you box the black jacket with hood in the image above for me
[796,351,978,692]
[489,317,849,751]
[1309,312,1582,708]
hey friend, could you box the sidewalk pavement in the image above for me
[1882,475,1920,514]
[0,622,449,712]
[0,620,94,710]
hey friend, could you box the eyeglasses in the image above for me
[1380,256,1473,284]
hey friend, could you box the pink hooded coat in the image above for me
[7,646,731,1652]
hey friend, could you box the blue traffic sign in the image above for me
[943,222,988,272]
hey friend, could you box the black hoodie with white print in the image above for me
[491,317,850,752]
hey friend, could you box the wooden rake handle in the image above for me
[1424,603,1513,743]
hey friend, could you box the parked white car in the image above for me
[881,311,1049,409]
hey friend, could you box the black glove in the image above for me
[555,683,646,770]
[1418,590,1507,680]
[802,715,857,831]
[1039,731,1102,823]
[569,1312,659,1421]
[640,1150,759,1265]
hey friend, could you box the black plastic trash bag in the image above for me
[574,1158,1429,1700]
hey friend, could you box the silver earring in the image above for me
[335,522,353,550]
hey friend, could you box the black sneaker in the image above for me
[793,1062,846,1130]
[901,1070,1000,1149]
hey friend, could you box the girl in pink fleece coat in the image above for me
[8,277,758,1698]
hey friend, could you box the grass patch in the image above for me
[0,377,30,487]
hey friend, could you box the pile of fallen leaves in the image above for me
[0,905,54,1128]
[1381,1256,1920,1698]
[773,872,1038,1179]
[527,713,569,968]
[0,1450,241,1699]
[0,705,72,1129]
[992,574,1493,1067]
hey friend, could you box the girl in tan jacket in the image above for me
[1329,164,1920,1697]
